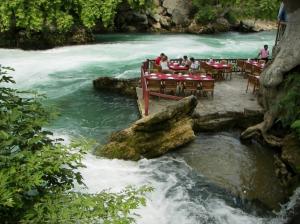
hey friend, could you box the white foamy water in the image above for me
[1,32,296,223]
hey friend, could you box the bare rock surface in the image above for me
[95,96,198,160]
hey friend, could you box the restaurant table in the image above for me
[168,63,189,71]
[245,60,265,69]
[206,62,232,70]
[144,72,214,81]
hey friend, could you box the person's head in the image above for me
[264,45,268,50]
[183,55,188,60]
[190,57,195,62]
[161,55,167,61]
[160,53,165,57]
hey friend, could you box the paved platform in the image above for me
[137,75,262,118]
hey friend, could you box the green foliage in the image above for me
[0,0,150,33]
[192,0,281,24]
[195,6,218,24]
[0,66,152,223]
[277,73,300,139]
[291,120,300,138]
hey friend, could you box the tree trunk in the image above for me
[241,0,300,146]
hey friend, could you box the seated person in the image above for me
[155,53,165,66]
[189,57,200,72]
[160,56,173,73]
[181,55,190,67]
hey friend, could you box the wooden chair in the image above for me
[252,65,262,77]
[246,75,260,94]
[223,65,233,80]
[237,60,245,75]
[147,79,162,93]
[244,62,253,76]
[163,79,179,95]
[183,80,198,96]
[206,66,221,81]
[201,80,215,98]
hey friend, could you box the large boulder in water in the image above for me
[95,96,197,160]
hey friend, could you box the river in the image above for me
[0,31,298,224]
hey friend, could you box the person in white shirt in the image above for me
[160,56,173,73]
[189,57,200,72]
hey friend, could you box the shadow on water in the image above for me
[172,132,289,211]
[45,88,139,141]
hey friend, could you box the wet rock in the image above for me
[160,16,172,28]
[93,77,139,97]
[193,109,263,132]
[282,134,300,174]
[236,19,276,33]
[95,96,198,160]
[162,0,192,26]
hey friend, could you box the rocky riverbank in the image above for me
[0,0,277,49]
[113,0,277,34]
[94,76,300,204]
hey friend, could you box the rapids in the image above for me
[1,31,298,224]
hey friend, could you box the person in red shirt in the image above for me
[155,53,165,65]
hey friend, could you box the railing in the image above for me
[145,58,259,73]
[141,66,149,116]
[141,63,183,116]
[141,58,267,116]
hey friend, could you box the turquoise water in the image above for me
[2,31,295,224]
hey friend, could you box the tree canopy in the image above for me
[0,0,149,33]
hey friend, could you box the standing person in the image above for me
[257,45,270,62]
[155,53,165,66]
[278,1,287,22]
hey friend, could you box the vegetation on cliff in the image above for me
[0,0,149,48]
[0,66,151,223]
[192,0,281,24]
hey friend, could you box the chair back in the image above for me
[184,80,198,91]
[237,60,245,70]
[244,62,253,74]
[201,80,214,91]
[147,79,161,92]
[164,79,178,90]
[252,65,262,76]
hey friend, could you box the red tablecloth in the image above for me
[245,61,265,69]
[145,73,213,81]
[168,63,189,71]
[206,62,232,69]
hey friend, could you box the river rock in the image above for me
[162,0,192,26]
[93,77,139,97]
[95,96,198,161]
[282,134,300,174]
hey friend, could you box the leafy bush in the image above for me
[192,0,281,24]
[195,6,218,24]
[224,11,238,24]
[0,66,152,223]
[277,73,300,139]
[291,120,300,139]
[0,0,150,33]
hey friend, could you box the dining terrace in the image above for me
[138,58,265,117]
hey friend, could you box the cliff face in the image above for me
[112,0,276,34]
